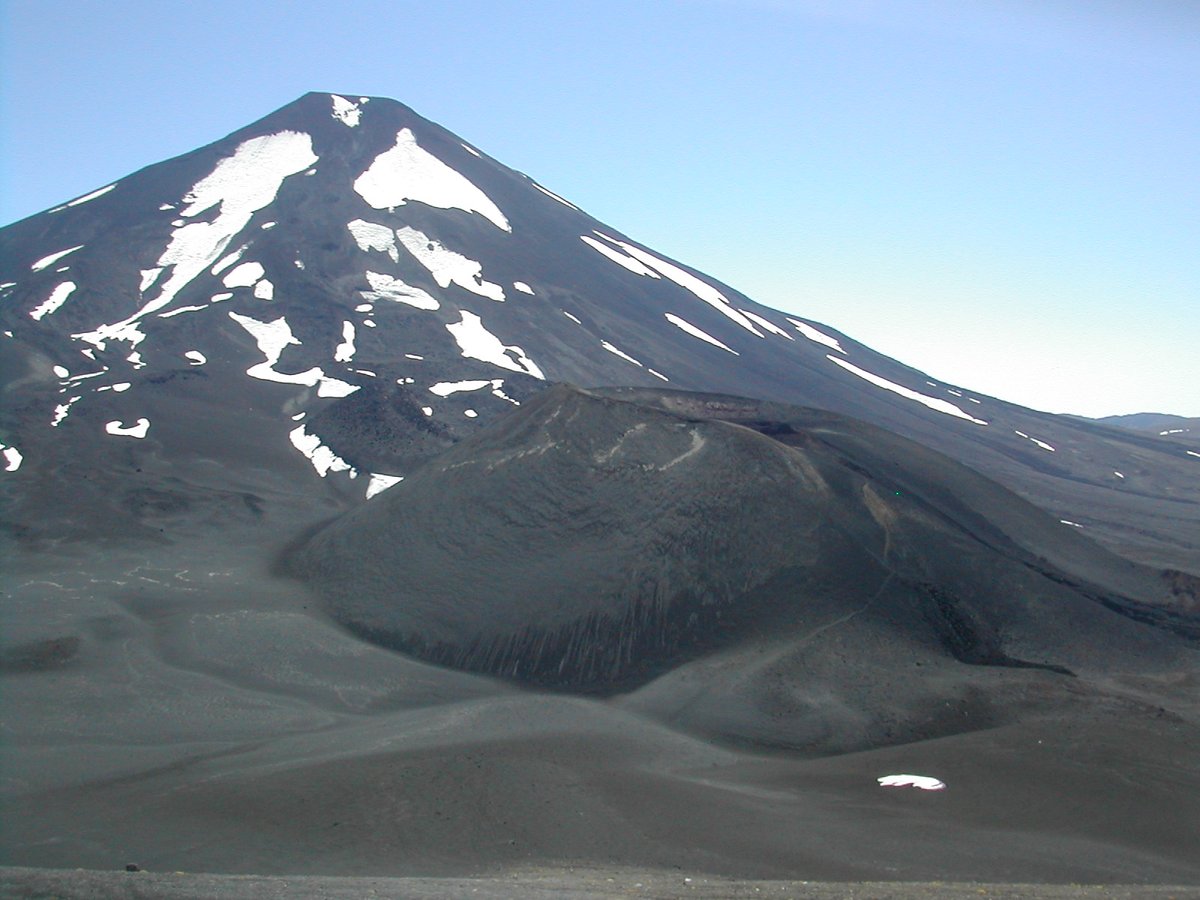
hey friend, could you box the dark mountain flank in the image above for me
[1,92,1197,571]
[287,386,1193,698]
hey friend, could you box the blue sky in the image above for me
[2,0,1197,416]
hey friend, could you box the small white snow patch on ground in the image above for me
[461,143,482,158]
[1114,471,1125,478]
[601,340,644,367]
[158,304,209,319]
[969,397,982,404]
[105,418,150,439]
[532,182,580,210]
[464,409,478,418]
[261,221,276,230]
[648,369,669,381]
[159,203,175,211]
[665,313,738,355]
[422,406,433,416]
[347,219,399,261]
[294,259,305,269]
[395,227,505,301]
[563,311,582,325]
[334,321,357,363]
[362,320,376,328]
[581,235,660,277]
[30,282,77,321]
[1187,450,1200,459]
[365,473,403,499]
[31,245,84,272]
[330,94,363,127]
[211,292,233,303]
[53,365,70,378]
[789,318,845,353]
[49,183,116,212]
[354,128,510,231]
[1060,519,1083,527]
[947,389,964,397]
[740,309,793,339]
[1160,428,1185,435]
[362,270,439,309]
[127,351,145,369]
[289,425,354,478]
[356,303,374,312]
[254,279,274,300]
[223,261,265,288]
[513,281,534,295]
[211,247,246,274]
[76,132,315,349]
[446,311,545,378]
[185,350,207,366]
[139,268,163,292]
[1,443,23,472]
[405,353,424,360]
[292,413,305,421]
[829,356,988,425]
[111,382,132,392]
[1030,437,1056,452]
[430,380,492,397]
[598,234,762,336]
[878,775,945,791]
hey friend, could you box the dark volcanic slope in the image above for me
[1,92,1196,571]
[288,386,1194,705]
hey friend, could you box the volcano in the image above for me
[1,93,1198,886]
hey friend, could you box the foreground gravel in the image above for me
[2,867,1196,900]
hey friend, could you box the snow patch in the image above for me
[354,128,510,231]
[31,245,84,272]
[139,268,164,292]
[1,443,24,471]
[395,227,505,302]
[289,425,354,477]
[366,473,403,499]
[53,365,70,379]
[563,311,582,325]
[580,235,660,278]
[445,311,544,379]
[533,182,579,210]
[665,313,738,355]
[51,396,82,426]
[105,418,150,439]
[229,311,359,397]
[828,356,988,425]
[362,270,439,309]
[461,143,481,158]
[464,409,478,418]
[223,261,265,288]
[789,318,845,353]
[648,369,669,382]
[185,350,207,366]
[1187,451,1200,459]
[334,321,357,363]
[74,132,316,349]
[347,219,399,262]
[878,775,945,791]
[1114,471,1125,479]
[513,281,534,295]
[158,304,209,319]
[430,379,492,397]
[740,309,793,339]
[49,183,116,212]
[254,279,274,300]
[1060,519,1083,528]
[330,94,363,127]
[30,282,77,321]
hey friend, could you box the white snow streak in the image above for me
[74,131,316,349]
[740,309,794,339]
[29,282,78,321]
[597,234,762,336]
[223,261,265,288]
[878,775,945,791]
[31,245,84,272]
[429,380,492,397]
[513,281,534,295]
[445,311,544,379]
[361,270,439,309]
[395,226,505,301]
[1060,519,1083,527]
[601,341,644,367]
[580,235,661,278]
[665,313,738,355]
[563,311,582,325]
[354,128,510,231]
[185,350,207,365]
[533,182,580,210]
[49,183,116,212]
[789,318,845,353]
[140,268,163,292]
[105,418,150,439]
[828,356,988,425]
